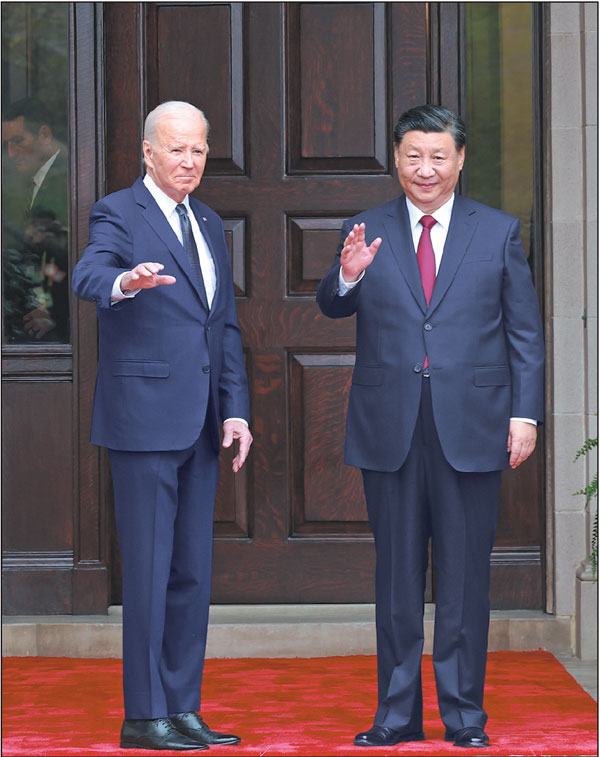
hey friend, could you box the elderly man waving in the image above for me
[72,101,252,751]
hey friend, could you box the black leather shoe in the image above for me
[445,727,490,748]
[171,712,241,746]
[120,718,208,750]
[354,726,426,747]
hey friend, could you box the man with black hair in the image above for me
[318,105,544,749]
[2,96,69,342]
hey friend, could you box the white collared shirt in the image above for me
[112,174,217,307]
[142,174,216,306]
[405,193,454,273]
[31,149,61,207]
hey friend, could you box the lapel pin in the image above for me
[202,217,207,222]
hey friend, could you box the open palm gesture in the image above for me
[340,223,382,282]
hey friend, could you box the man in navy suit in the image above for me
[317,105,544,749]
[72,101,252,751]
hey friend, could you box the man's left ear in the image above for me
[458,146,466,170]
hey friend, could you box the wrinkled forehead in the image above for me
[156,114,207,146]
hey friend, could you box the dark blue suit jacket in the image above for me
[72,177,250,452]
[317,193,545,473]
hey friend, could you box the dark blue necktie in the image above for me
[175,203,205,291]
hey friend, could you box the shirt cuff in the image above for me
[223,418,249,428]
[337,267,365,296]
[111,272,138,303]
[510,417,538,426]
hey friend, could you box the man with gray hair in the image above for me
[72,101,252,751]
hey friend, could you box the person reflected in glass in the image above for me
[2,96,69,342]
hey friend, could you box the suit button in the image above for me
[424,323,433,331]
[202,365,210,374]
[413,364,422,373]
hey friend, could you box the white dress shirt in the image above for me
[337,194,536,426]
[405,194,454,270]
[111,174,217,306]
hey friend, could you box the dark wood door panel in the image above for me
[2,380,74,551]
[150,3,245,174]
[290,353,368,537]
[211,540,376,603]
[287,3,388,172]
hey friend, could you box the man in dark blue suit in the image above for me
[72,101,252,751]
[317,105,544,749]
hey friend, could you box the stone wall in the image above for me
[548,2,597,658]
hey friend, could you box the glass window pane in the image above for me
[2,3,70,344]
[465,3,534,261]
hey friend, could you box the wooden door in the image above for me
[104,1,428,603]
[102,2,545,609]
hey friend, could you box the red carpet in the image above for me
[2,652,597,756]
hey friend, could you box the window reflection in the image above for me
[2,3,69,344]
[465,3,534,265]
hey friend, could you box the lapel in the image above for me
[384,193,478,316]
[132,178,210,312]
[383,196,428,313]
[427,194,477,315]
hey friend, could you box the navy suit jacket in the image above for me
[72,177,250,453]
[317,193,545,473]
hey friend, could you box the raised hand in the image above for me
[121,262,176,292]
[340,223,382,283]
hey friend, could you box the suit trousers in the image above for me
[108,422,220,719]
[362,377,501,734]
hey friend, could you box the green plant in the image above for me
[574,436,598,576]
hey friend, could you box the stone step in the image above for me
[2,604,573,659]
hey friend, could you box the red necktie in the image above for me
[417,215,437,368]
[417,215,437,304]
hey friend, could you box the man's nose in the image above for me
[417,159,435,176]
[180,150,194,167]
